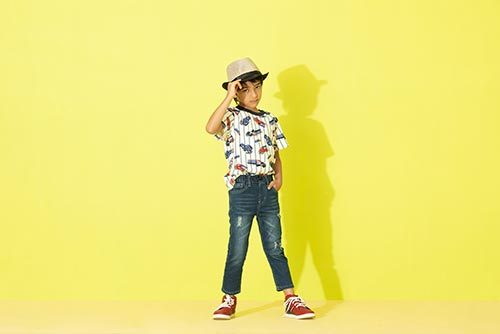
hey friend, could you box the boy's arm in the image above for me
[268,150,283,191]
[205,80,241,134]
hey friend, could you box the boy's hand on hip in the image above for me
[268,180,282,192]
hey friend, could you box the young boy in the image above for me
[205,57,315,320]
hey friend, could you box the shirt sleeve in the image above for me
[273,117,288,150]
[215,109,235,141]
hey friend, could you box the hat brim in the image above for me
[222,71,269,90]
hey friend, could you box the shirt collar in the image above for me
[236,105,268,116]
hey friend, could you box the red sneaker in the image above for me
[213,294,237,320]
[284,294,315,319]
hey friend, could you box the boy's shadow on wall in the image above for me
[275,65,343,304]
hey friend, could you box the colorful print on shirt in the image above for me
[215,106,288,189]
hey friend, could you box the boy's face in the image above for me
[236,80,262,112]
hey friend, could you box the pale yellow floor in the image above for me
[0,301,499,334]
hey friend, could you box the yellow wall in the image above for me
[1,0,499,300]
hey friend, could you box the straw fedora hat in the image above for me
[222,57,269,90]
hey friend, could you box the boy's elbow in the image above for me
[205,124,217,135]
[205,123,221,135]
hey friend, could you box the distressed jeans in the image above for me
[222,174,294,295]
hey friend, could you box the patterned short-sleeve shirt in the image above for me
[215,105,288,189]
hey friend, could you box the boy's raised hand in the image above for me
[226,79,242,99]
[206,79,242,135]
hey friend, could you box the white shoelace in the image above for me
[215,295,235,311]
[284,296,307,312]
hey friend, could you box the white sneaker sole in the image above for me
[213,313,235,320]
[284,313,315,319]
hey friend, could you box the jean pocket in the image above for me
[229,180,247,195]
[266,179,278,193]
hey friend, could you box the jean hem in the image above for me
[222,289,241,295]
[276,284,294,292]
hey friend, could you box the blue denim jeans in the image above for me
[222,174,294,295]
